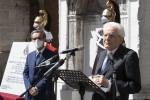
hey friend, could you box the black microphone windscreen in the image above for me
[60,45,84,54]
[37,55,59,67]
[51,55,59,62]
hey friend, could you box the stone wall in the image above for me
[0,0,30,83]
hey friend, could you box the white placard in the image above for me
[0,42,36,95]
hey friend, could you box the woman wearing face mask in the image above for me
[33,10,57,52]
[23,30,58,100]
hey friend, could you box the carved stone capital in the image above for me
[67,0,104,15]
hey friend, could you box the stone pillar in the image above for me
[82,15,103,76]
[138,0,150,99]
[67,15,84,71]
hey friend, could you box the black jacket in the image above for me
[92,45,141,100]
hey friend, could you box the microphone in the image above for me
[60,45,84,54]
[107,51,121,99]
[44,59,64,77]
[35,63,55,69]
[36,55,59,69]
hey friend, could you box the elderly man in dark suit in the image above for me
[23,30,57,100]
[89,22,141,100]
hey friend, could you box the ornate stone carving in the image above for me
[67,0,104,15]
[119,0,127,14]
[67,0,128,15]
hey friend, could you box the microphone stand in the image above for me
[109,60,121,100]
[49,74,58,100]
[20,51,75,99]
[53,74,58,100]
[35,62,56,100]
[49,52,74,100]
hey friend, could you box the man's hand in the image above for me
[89,76,93,81]
[93,75,110,88]
[89,75,96,82]
[29,87,39,96]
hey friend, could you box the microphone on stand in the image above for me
[44,59,64,77]
[107,51,121,100]
[44,51,73,77]
[60,45,84,54]
[35,63,55,69]
[20,51,73,97]
[35,55,59,69]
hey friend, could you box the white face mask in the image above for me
[101,16,108,24]
[34,39,44,49]
[33,23,39,29]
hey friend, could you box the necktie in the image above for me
[99,55,110,74]
[36,52,41,66]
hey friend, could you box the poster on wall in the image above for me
[0,42,36,95]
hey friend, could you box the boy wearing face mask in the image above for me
[23,30,58,100]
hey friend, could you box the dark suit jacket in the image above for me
[92,45,141,100]
[23,47,57,100]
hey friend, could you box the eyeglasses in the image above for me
[103,34,120,38]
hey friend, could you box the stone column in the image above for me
[138,0,150,99]
[67,15,84,71]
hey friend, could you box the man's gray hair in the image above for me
[103,22,125,38]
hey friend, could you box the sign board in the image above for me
[0,42,36,95]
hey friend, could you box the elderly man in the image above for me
[89,22,141,100]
